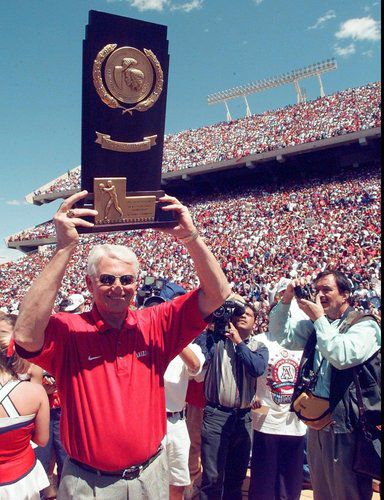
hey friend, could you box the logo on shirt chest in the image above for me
[88,355,102,361]
[267,358,299,405]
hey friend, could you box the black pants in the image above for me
[200,404,252,500]
[35,408,67,483]
[248,430,305,500]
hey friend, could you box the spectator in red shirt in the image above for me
[13,191,231,500]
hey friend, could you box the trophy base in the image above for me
[76,190,178,234]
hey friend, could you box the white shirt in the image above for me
[251,333,306,436]
[164,343,205,412]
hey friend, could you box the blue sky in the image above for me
[0,0,381,263]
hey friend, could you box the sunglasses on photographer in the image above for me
[98,274,136,286]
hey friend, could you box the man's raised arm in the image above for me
[13,191,97,352]
[159,195,231,318]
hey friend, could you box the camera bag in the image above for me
[292,391,332,430]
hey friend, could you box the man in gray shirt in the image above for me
[196,300,268,500]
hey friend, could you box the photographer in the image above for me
[195,296,268,500]
[136,276,183,308]
[269,270,381,500]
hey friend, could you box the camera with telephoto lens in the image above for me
[212,299,246,336]
[294,284,313,301]
[137,276,166,308]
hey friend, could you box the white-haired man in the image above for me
[13,190,231,500]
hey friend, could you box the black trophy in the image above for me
[78,10,177,233]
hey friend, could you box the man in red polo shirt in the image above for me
[13,190,231,499]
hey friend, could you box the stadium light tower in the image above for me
[207,59,337,120]
[224,100,232,121]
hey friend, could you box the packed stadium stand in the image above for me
[1,81,381,328]
[26,81,380,201]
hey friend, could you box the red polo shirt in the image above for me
[16,289,206,471]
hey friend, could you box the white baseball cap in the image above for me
[59,294,85,312]
[275,278,291,294]
[270,278,291,304]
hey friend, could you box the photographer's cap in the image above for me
[275,278,291,295]
[270,278,291,304]
[59,294,85,312]
[227,293,246,305]
[160,281,186,301]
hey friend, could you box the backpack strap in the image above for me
[329,312,381,423]
[353,352,382,460]
[339,311,381,334]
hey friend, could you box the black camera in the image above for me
[296,370,318,393]
[294,285,312,301]
[212,299,246,336]
[136,276,166,308]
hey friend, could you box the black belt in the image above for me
[69,446,162,480]
[166,408,186,420]
[207,402,250,414]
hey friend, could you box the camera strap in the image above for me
[305,357,325,392]
[290,336,332,428]
[295,307,353,394]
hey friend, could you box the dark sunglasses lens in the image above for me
[120,275,134,286]
[99,274,115,286]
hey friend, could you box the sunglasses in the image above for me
[98,274,136,286]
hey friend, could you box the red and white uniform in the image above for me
[0,380,49,498]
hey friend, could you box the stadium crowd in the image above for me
[33,169,79,197]
[29,82,380,197]
[6,223,56,243]
[1,166,381,333]
[163,81,381,171]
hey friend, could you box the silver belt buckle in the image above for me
[122,466,140,479]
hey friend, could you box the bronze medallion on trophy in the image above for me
[94,45,163,115]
